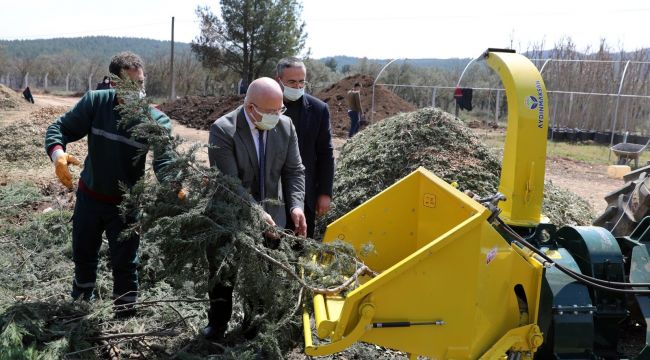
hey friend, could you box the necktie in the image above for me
[258,130,266,201]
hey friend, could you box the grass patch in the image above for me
[547,141,650,165]
[0,182,45,227]
[473,129,650,166]
[0,182,43,209]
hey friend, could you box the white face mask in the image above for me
[252,105,280,130]
[281,81,304,101]
[120,88,146,103]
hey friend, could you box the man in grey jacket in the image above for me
[205,77,306,340]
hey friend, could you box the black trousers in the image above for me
[206,241,235,330]
[71,190,140,305]
[206,235,279,331]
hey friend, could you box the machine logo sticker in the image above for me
[525,95,538,110]
[525,81,545,128]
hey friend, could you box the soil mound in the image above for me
[315,74,417,137]
[158,74,415,137]
[0,106,77,165]
[0,84,27,110]
[158,95,244,130]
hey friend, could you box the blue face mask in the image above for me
[252,105,280,130]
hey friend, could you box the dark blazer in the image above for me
[208,106,305,227]
[289,93,335,211]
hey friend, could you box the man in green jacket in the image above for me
[44,52,173,316]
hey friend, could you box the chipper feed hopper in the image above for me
[303,49,650,359]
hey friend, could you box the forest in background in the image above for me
[1,36,649,135]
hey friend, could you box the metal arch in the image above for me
[609,60,632,149]
[539,58,552,74]
[371,58,403,123]
[531,58,650,65]
[456,57,479,88]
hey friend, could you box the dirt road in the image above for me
[35,94,79,107]
[545,157,621,214]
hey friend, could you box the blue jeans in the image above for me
[348,110,360,138]
[71,190,140,305]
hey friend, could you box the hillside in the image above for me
[0,36,191,60]
[319,55,472,72]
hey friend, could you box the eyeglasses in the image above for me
[283,79,309,87]
[252,103,287,115]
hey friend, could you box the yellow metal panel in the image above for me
[306,167,545,358]
[484,51,549,227]
[357,222,543,358]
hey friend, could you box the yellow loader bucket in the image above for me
[303,167,545,359]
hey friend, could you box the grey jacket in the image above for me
[208,106,305,227]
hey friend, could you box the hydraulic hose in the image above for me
[495,217,650,294]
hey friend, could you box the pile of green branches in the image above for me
[318,107,594,236]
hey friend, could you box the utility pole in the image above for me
[170,16,176,101]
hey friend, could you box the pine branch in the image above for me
[88,329,178,341]
[240,235,375,295]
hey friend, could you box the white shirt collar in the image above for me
[243,107,265,163]
[243,107,259,134]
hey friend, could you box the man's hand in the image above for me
[290,207,307,237]
[53,152,81,189]
[262,211,276,227]
[262,211,279,239]
[316,194,331,216]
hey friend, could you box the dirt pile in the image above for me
[0,106,86,193]
[0,106,72,164]
[318,108,594,236]
[157,75,415,137]
[158,95,244,130]
[0,84,27,110]
[315,74,417,137]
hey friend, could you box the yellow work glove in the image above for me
[171,181,188,201]
[53,152,81,189]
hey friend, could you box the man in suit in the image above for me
[275,57,335,238]
[205,77,306,340]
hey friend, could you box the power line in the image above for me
[532,58,650,65]
[374,84,650,100]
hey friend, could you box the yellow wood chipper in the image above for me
[303,49,650,360]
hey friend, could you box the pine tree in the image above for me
[191,0,307,84]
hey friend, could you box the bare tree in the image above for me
[79,56,104,92]
[13,57,36,88]
[56,51,79,93]
[34,54,60,92]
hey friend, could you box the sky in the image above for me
[1,0,649,59]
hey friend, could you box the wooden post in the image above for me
[170,16,176,101]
